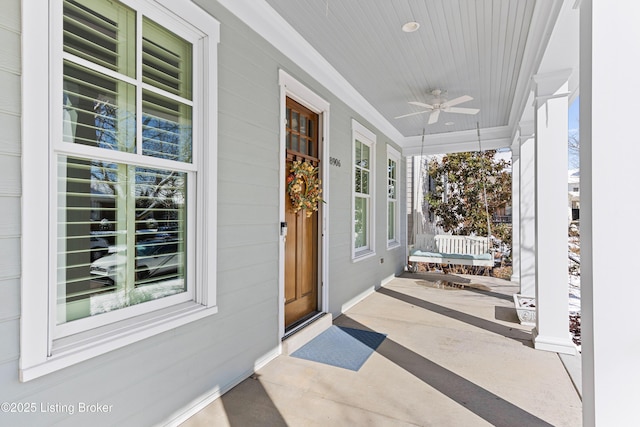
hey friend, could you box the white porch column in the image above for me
[532,70,575,355]
[510,139,520,283]
[581,2,640,425]
[518,120,536,297]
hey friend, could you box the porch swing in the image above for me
[409,123,495,274]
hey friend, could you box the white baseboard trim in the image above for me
[339,275,397,314]
[254,346,281,371]
[380,274,396,287]
[162,347,281,427]
[340,286,376,314]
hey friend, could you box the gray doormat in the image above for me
[291,325,386,371]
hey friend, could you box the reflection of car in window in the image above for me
[90,236,110,262]
[90,240,182,287]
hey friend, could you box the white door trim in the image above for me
[278,70,330,342]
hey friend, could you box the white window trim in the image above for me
[277,69,330,341]
[20,0,220,382]
[387,145,401,250]
[351,119,376,261]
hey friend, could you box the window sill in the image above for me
[352,249,376,263]
[387,242,401,250]
[20,302,217,382]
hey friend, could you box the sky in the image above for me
[568,96,579,169]
[568,96,579,135]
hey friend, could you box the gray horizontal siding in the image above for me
[0,4,21,403]
[0,0,20,32]
[0,279,19,321]
[0,71,20,116]
[324,103,406,316]
[0,319,19,364]
[0,237,20,280]
[0,0,406,425]
[0,26,20,75]
[0,113,21,156]
[0,153,20,196]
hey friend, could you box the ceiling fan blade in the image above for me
[444,95,473,107]
[428,109,440,124]
[394,110,430,119]
[408,101,434,109]
[447,107,480,115]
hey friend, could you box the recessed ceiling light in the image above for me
[402,21,420,33]
[445,122,455,126]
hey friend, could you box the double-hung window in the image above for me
[352,120,376,259]
[387,146,401,248]
[21,0,219,381]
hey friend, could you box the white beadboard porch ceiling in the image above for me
[263,0,551,150]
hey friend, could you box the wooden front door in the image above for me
[284,98,320,329]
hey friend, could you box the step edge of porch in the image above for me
[282,313,332,355]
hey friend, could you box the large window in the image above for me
[387,146,401,248]
[352,120,376,259]
[58,0,195,331]
[21,0,219,380]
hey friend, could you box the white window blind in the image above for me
[57,0,194,329]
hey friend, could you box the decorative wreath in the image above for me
[287,160,324,217]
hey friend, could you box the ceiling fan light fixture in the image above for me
[402,21,420,32]
[396,90,479,124]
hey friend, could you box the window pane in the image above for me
[306,118,313,138]
[300,116,306,135]
[355,140,362,165]
[361,143,370,169]
[300,136,307,155]
[388,178,396,199]
[388,201,395,241]
[354,197,368,249]
[57,156,187,324]
[143,17,192,99]
[63,60,136,151]
[63,0,136,77]
[362,170,369,195]
[142,90,192,162]
[388,159,396,180]
[291,134,299,153]
[134,167,187,286]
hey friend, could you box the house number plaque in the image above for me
[329,157,341,167]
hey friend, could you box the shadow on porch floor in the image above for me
[180,272,582,427]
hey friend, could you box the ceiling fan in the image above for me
[395,89,480,124]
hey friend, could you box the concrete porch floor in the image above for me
[180,272,582,426]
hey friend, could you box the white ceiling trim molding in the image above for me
[519,120,536,142]
[506,0,564,139]
[216,0,405,144]
[402,126,512,156]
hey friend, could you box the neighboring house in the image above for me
[406,155,437,246]
[568,168,580,221]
